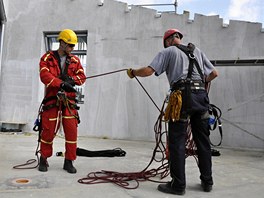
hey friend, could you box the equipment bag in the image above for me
[56,147,126,157]
[76,147,126,157]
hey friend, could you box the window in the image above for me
[44,30,88,104]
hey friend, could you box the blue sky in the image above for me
[119,0,264,26]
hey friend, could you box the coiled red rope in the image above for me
[78,102,169,189]
[78,75,197,189]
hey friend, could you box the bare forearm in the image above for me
[206,69,218,82]
[132,66,155,77]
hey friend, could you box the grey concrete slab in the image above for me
[0,132,263,198]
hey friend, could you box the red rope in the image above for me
[78,100,197,189]
[82,69,128,80]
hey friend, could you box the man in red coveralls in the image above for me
[38,29,86,173]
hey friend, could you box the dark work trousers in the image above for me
[168,90,213,190]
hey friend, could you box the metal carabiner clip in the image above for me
[188,53,195,59]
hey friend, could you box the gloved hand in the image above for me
[60,74,75,86]
[127,68,135,79]
[60,82,77,93]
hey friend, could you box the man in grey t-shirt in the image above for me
[127,28,218,195]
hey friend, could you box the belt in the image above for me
[171,80,205,91]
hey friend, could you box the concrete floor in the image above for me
[0,132,263,198]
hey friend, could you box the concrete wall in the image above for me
[0,0,263,149]
[209,66,264,149]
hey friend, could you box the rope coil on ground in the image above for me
[78,101,171,189]
[77,78,198,189]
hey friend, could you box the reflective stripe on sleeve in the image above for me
[44,54,50,61]
[40,67,50,73]
[47,78,55,87]
[76,76,84,84]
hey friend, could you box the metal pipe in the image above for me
[129,0,178,14]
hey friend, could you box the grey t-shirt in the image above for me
[60,55,67,73]
[149,45,215,86]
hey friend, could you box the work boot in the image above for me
[63,159,77,174]
[201,181,213,192]
[38,156,48,172]
[157,182,185,195]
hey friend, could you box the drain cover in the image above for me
[3,176,49,190]
[13,178,31,184]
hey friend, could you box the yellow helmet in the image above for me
[57,29,78,45]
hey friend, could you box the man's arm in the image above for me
[128,66,155,78]
[205,69,218,82]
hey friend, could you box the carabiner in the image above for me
[188,53,195,59]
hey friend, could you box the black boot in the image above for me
[38,156,48,172]
[201,181,213,192]
[157,182,185,195]
[63,159,77,174]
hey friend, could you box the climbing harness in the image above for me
[175,43,223,147]
[173,43,206,114]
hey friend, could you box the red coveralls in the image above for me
[39,51,86,160]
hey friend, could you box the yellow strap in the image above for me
[49,117,59,121]
[41,139,53,144]
[164,90,182,122]
[65,140,77,144]
[47,78,55,88]
[62,116,76,119]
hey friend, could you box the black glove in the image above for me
[60,74,75,86]
[60,82,76,93]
